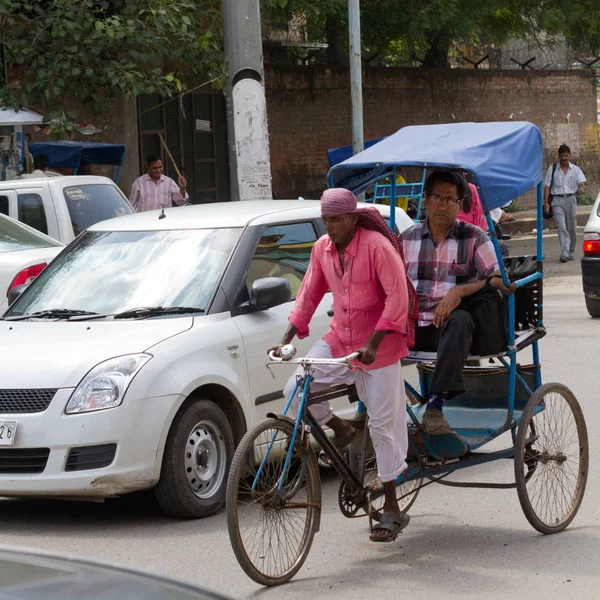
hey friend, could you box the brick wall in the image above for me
[265,66,599,207]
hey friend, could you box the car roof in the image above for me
[88,200,399,232]
[0,175,116,188]
[0,212,64,246]
[90,200,321,231]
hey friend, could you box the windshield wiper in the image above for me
[69,306,206,321]
[4,309,100,322]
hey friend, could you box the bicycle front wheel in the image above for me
[226,418,321,586]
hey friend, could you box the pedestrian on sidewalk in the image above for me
[544,144,586,263]
[130,154,188,213]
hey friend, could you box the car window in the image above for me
[0,196,8,216]
[18,193,48,235]
[247,222,318,299]
[0,214,62,253]
[62,184,133,236]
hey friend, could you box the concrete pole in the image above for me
[348,0,364,157]
[222,0,273,201]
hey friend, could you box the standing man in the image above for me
[271,188,414,543]
[130,153,188,212]
[544,144,586,263]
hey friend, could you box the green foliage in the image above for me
[261,0,600,67]
[0,0,223,113]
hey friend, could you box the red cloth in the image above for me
[289,226,409,369]
[457,183,487,231]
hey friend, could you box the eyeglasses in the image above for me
[427,194,462,206]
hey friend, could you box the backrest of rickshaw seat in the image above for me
[504,255,541,331]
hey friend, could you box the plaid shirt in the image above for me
[399,220,499,326]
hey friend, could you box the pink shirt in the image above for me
[130,174,188,212]
[457,183,487,231]
[289,227,409,370]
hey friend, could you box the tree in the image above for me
[260,0,600,68]
[0,0,223,115]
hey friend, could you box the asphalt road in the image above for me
[1,231,598,599]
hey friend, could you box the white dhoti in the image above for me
[283,339,408,482]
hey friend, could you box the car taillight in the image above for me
[7,262,47,297]
[583,232,600,257]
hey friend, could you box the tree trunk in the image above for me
[325,13,346,65]
[422,34,451,68]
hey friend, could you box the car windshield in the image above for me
[6,228,241,317]
[0,214,62,253]
[62,184,134,236]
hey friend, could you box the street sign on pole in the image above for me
[222,0,273,202]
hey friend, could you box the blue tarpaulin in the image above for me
[29,141,125,168]
[327,122,543,211]
[326,137,386,168]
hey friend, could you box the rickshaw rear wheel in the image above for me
[514,383,589,534]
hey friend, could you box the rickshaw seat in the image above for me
[404,326,545,365]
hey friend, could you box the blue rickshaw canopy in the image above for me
[29,141,125,168]
[327,121,543,212]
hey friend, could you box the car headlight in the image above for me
[65,353,152,414]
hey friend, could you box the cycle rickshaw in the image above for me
[226,122,589,586]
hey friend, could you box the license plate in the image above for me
[0,421,17,446]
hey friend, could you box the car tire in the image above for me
[154,398,234,519]
[585,296,600,318]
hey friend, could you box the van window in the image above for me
[18,193,48,234]
[0,196,8,216]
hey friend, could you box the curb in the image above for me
[502,212,590,235]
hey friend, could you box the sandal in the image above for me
[318,427,356,468]
[370,512,410,543]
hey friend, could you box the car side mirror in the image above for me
[248,277,291,312]
[7,284,30,307]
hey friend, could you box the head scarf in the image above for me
[320,188,418,347]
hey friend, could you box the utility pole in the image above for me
[348,0,364,158]
[222,0,273,202]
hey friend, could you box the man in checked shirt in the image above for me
[400,171,514,435]
[270,187,415,542]
[130,153,189,212]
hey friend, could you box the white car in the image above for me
[0,200,413,518]
[0,213,64,313]
[581,191,600,317]
[0,175,134,244]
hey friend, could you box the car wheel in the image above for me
[154,398,234,519]
[585,296,600,318]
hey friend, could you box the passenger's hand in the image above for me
[356,345,376,365]
[489,276,517,295]
[433,287,462,328]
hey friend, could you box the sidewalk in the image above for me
[501,205,593,236]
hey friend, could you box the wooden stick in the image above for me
[158,133,182,179]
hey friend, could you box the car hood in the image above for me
[0,318,193,388]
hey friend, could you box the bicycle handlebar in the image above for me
[268,350,362,365]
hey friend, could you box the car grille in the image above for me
[0,448,50,474]
[65,444,117,472]
[0,389,57,414]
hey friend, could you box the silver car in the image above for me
[0,213,64,313]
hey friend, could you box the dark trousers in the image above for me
[414,310,475,394]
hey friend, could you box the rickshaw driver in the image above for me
[270,188,416,543]
[400,171,515,435]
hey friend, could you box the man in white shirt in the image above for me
[544,144,586,263]
[129,154,188,213]
[19,154,63,179]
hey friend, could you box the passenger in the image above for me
[399,171,515,435]
[457,175,487,232]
